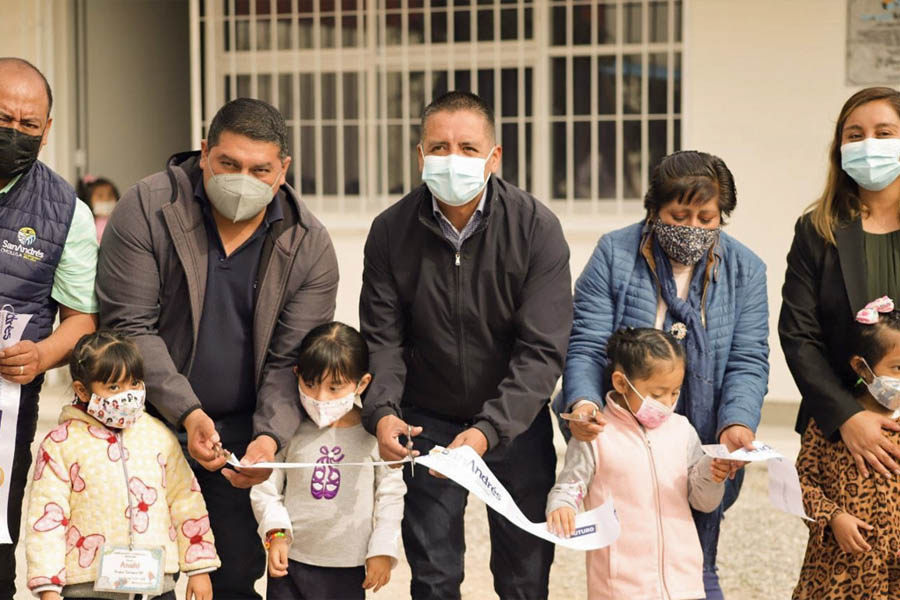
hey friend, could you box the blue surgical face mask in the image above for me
[841,138,900,192]
[420,146,496,207]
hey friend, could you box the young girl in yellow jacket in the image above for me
[25,330,220,600]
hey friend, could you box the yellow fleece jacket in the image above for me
[25,405,220,595]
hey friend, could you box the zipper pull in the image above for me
[455,252,461,267]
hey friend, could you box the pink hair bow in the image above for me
[855,296,895,324]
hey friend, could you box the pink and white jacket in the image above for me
[25,405,220,597]
[547,392,724,600]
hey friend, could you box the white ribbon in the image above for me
[702,440,812,521]
[228,444,620,550]
[0,307,32,544]
[225,452,409,469]
[417,446,620,551]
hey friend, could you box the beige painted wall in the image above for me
[0,0,189,189]
[0,0,76,181]
[84,0,191,192]
[681,0,884,403]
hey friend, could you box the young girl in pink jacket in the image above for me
[547,327,731,600]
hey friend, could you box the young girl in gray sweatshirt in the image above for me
[250,322,406,599]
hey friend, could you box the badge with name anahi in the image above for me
[94,545,165,595]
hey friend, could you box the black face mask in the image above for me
[0,126,43,179]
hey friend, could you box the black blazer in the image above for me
[779,215,868,439]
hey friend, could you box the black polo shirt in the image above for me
[188,181,283,432]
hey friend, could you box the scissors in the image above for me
[559,406,600,423]
[406,423,416,477]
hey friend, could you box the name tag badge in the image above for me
[94,545,165,595]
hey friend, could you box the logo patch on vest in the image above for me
[17,227,36,245]
[2,226,45,262]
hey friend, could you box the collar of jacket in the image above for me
[834,217,867,314]
[639,218,722,327]
[160,150,309,385]
[415,177,495,241]
[604,390,641,428]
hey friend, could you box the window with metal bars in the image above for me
[194,0,681,217]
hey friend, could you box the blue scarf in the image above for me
[652,237,734,575]
[651,237,717,445]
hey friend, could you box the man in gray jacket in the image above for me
[96,98,338,599]
[361,91,573,599]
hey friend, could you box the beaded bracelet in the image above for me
[264,530,287,550]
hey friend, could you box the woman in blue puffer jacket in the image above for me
[553,150,769,599]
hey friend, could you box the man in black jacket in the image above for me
[360,91,573,599]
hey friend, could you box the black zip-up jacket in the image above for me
[360,177,573,449]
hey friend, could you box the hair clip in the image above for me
[855,296,895,325]
[669,322,687,341]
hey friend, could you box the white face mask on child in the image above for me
[623,375,676,429]
[299,385,360,428]
[861,358,900,411]
[86,388,146,429]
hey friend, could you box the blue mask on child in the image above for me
[841,138,900,191]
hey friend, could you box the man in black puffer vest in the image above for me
[0,57,99,598]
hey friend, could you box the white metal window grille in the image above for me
[191,0,681,218]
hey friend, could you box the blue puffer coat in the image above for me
[554,221,770,444]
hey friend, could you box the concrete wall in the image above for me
[682,0,880,402]
[0,0,190,190]
[0,0,77,181]
[84,0,191,191]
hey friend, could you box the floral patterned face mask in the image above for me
[86,387,146,429]
[654,218,720,266]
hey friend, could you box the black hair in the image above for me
[420,91,495,142]
[851,310,900,371]
[76,176,119,209]
[644,150,736,221]
[296,322,369,386]
[604,327,685,388]
[0,57,52,116]
[207,98,289,159]
[69,330,144,388]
